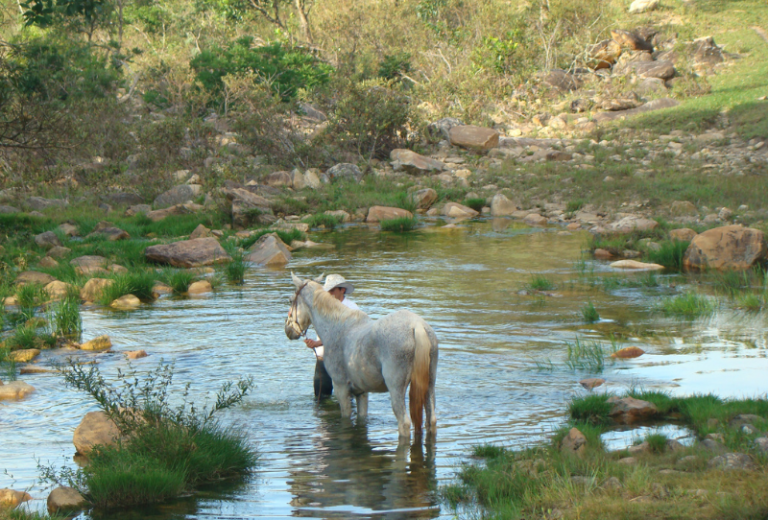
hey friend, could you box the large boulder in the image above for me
[411,188,438,210]
[47,486,86,515]
[684,225,768,270]
[327,163,363,183]
[15,271,56,286]
[73,411,121,456]
[264,171,292,188]
[86,221,130,241]
[304,169,322,188]
[541,69,581,92]
[631,60,676,80]
[611,29,653,51]
[490,193,517,216]
[449,125,500,151]
[221,188,273,228]
[426,117,463,141]
[81,278,114,302]
[10,349,40,363]
[609,216,658,234]
[34,231,62,250]
[153,184,203,209]
[145,237,231,268]
[608,396,658,424]
[390,149,446,174]
[443,202,479,218]
[70,256,108,276]
[44,280,76,300]
[188,280,213,294]
[0,488,32,508]
[0,381,35,400]
[27,197,67,211]
[245,233,292,266]
[366,206,413,223]
[628,0,659,13]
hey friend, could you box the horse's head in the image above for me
[285,272,324,340]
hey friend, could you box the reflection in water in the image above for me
[288,405,438,518]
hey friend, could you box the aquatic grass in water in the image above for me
[581,302,600,324]
[0,345,18,380]
[645,239,689,271]
[303,213,342,230]
[527,275,556,291]
[99,271,158,305]
[161,269,197,294]
[643,432,669,453]
[6,325,40,350]
[568,394,612,425]
[16,283,44,319]
[380,216,417,232]
[464,197,486,212]
[659,292,715,318]
[223,248,246,285]
[53,292,82,339]
[736,293,762,311]
[565,337,606,372]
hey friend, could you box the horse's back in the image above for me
[371,310,438,355]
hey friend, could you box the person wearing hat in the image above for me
[305,274,361,399]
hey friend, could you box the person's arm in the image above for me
[305,338,322,349]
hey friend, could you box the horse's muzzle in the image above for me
[285,317,303,340]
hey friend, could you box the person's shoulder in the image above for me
[342,298,360,310]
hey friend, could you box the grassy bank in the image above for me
[445,392,768,519]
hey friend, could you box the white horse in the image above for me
[285,273,438,441]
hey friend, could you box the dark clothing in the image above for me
[313,359,333,399]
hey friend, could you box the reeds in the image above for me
[380,216,417,232]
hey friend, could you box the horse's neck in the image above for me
[307,297,365,354]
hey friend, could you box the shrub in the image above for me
[42,362,256,509]
[378,52,412,80]
[380,216,417,232]
[191,38,333,101]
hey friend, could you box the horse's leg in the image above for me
[356,393,369,420]
[383,362,411,441]
[335,384,353,418]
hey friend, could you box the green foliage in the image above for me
[0,345,16,381]
[472,31,522,75]
[42,361,256,509]
[645,239,689,271]
[191,38,333,101]
[53,291,82,338]
[223,246,246,285]
[565,337,605,372]
[527,275,555,291]
[659,292,715,318]
[378,52,412,81]
[303,213,342,230]
[643,432,668,453]
[239,228,305,249]
[464,197,486,212]
[736,293,763,311]
[99,271,157,304]
[16,283,44,319]
[568,394,611,425]
[160,269,196,294]
[380,216,417,232]
[581,302,600,324]
[6,325,41,350]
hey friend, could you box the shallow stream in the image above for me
[3,218,768,519]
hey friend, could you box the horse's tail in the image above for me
[409,323,431,434]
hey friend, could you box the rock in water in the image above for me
[609,260,664,270]
[0,488,32,508]
[73,411,120,456]
[0,381,35,400]
[80,335,112,350]
[684,225,768,270]
[80,278,114,302]
[611,346,645,359]
[145,237,232,268]
[245,233,293,266]
[187,280,213,294]
[366,206,413,223]
[111,295,141,309]
[47,486,86,514]
[608,396,658,424]
[442,202,479,218]
[490,193,517,216]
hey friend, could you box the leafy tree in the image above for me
[246,0,315,44]
[21,0,114,42]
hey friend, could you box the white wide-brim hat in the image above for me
[323,274,354,295]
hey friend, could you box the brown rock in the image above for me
[590,39,622,69]
[15,271,56,286]
[411,188,438,210]
[708,453,755,471]
[44,280,76,300]
[561,427,587,455]
[684,225,768,271]
[579,378,605,390]
[617,457,637,465]
[490,193,517,217]
[86,221,130,241]
[80,278,114,302]
[189,224,211,240]
[631,60,676,80]
[692,36,724,70]
[126,350,148,360]
[145,237,231,268]
[608,396,658,424]
[151,282,173,297]
[48,246,72,258]
[264,171,293,188]
[611,29,653,51]
[9,349,41,363]
[448,125,500,151]
[610,260,664,270]
[187,280,213,294]
[80,335,112,350]
[670,200,698,216]
[670,228,697,241]
[70,255,108,276]
[221,188,273,228]
[146,203,204,223]
[34,231,62,250]
[611,347,645,359]
[47,486,86,514]
[38,256,59,269]
[0,381,35,400]
[0,488,32,508]
[324,210,351,223]
[443,202,479,218]
[524,214,548,226]
[390,149,446,174]
[111,295,141,309]
[366,206,413,223]
[58,223,79,236]
[245,233,292,266]
[594,248,613,259]
[601,97,643,111]
[541,69,581,92]
[609,216,658,234]
[73,411,120,456]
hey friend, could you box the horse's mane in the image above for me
[311,285,367,323]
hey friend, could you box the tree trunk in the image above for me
[294,0,313,44]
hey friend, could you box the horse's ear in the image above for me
[313,273,325,283]
[291,271,302,287]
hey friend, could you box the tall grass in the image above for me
[99,271,158,305]
[581,302,600,323]
[223,247,247,285]
[380,216,417,232]
[568,393,612,425]
[0,345,18,380]
[16,283,44,319]
[527,275,556,291]
[303,213,342,230]
[53,291,83,339]
[161,269,196,294]
[565,337,606,372]
[659,292,715,318]
[645,240,689,271]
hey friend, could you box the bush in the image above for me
[191,38,333,102]
[42,362,257,509]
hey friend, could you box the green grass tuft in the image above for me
[99,271,158,305]
[645,240,689,271]
[161,269,197,294]
[527,275,556,291]
[464,197,486,212]
[303,213,342,230]
[53,292,83,339]
[643,432,668,453]
[659,292,715,318]
[581,302,600,324]
[223,247,247,285]
[565,337,606,372]
[380,216,417,232]
[568,394,611,425]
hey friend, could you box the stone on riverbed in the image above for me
[188,280,213,294]
[0,488,32,508]
[610,260,664,270]
[443,202,479,218]
[366,206,413,223]
[86,221,130,241]
[9,349,40,363]
[560,427,587,456]
[73,411,120,456]
[524,214,548,227]
[126,350,148,360]
[0,381,35,400]
[111,294,141,309]
[411,188,438,210]
[15,271,56,286]
[81,278,114,302]
[449,125,500,151]
[47,486,86,515]
[70,255,108,276]
[611,346,645,359]
[245,233,292,266]
[145,237,231,268]
[683,225,767,271]
[80,335,112,350]
[608,396,658,424]
[579,378,605,390]
[152,282,173,297]
[490,193,517,216]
